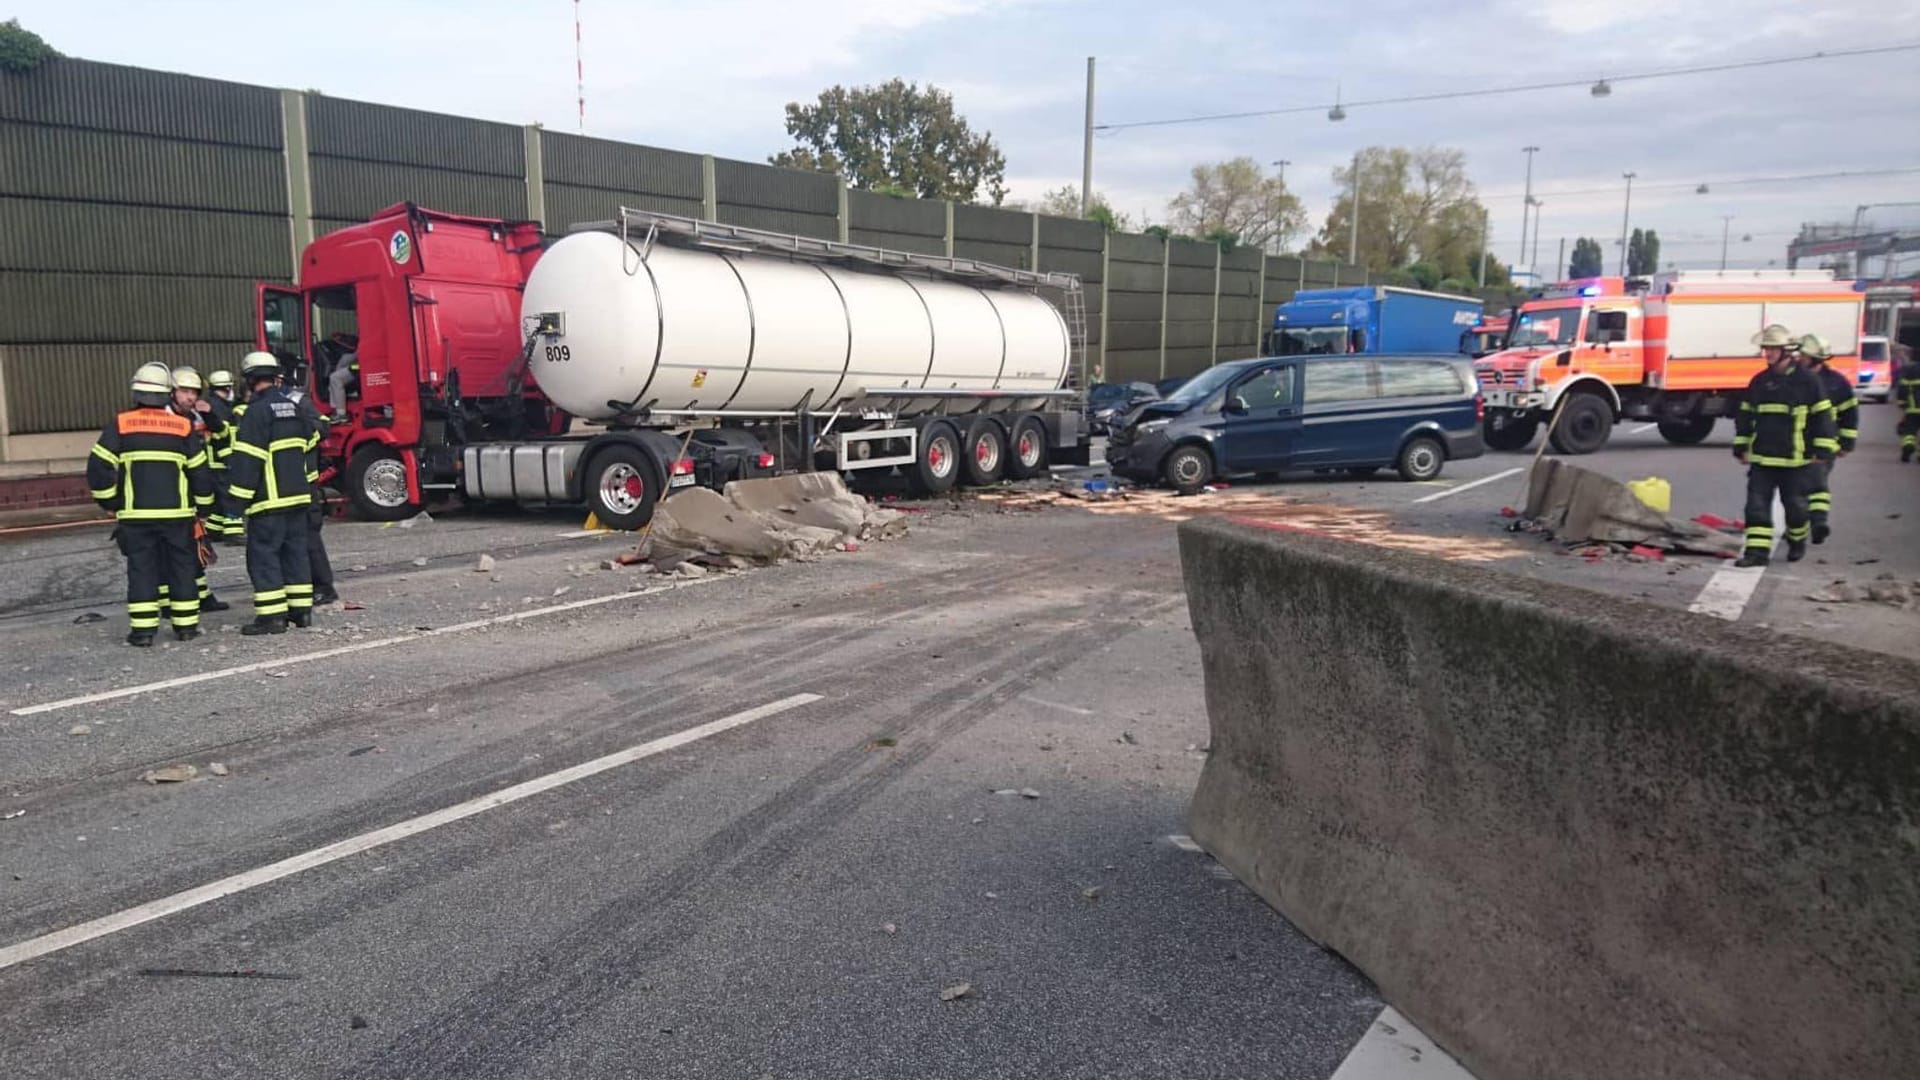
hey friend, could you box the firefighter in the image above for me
[282,376,339,606]
[226,352,319,635]
[87,364,214,646]
[1796,333,1855,544]
[203,368,240,540]
[1732,325,1837,567]
[1897,343,1920,463]
[163,367,230,615]
[220,369,252,545]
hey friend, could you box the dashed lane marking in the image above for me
[1410,467,1524,505]
[1330,1007,1480,1079]
[0,693,822,971]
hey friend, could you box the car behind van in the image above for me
[1105,353,1485,493]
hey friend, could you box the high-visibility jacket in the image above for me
[86,407,214,521]
[225,387,320,514]
[1810,364,1859,453]
[1898,361,1920,415]
[202,395,237,468]
[1734,365,1838,468]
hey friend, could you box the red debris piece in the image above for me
[1629,544,1666,562]
[1499,506,1518,518]
[342,601,365,611]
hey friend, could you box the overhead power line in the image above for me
[1093,42,1920,133]
[1480,166,1920,202]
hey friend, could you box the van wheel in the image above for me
[1483,415,1540,451]
[585,444,661,531]
[1163,445,1212,495]
[1396,437,1446,482]
[1657,416,1715,445]
[959,418,1007,486]
[344,446,416,522]
[1548,393,1613,455]
[908,421,961,496]
[1004,415,1049,480]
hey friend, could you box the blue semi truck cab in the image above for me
[1266,286,1484,356]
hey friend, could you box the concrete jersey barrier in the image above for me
[1178,516,1919,1080]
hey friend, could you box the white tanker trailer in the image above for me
[258,204,1090,526]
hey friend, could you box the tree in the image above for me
[0,19,60,73]
[1313,147,1487,279]
[1569,237,1605,278]
[771,79,1008,205]
[1627,228,1661,276]
[1028,184,1132,232]
[1165,157,1306,254]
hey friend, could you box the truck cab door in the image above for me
[1220,364,1300,474]
[257,284,308,374]
[1580,306,1642,384]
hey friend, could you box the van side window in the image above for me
[1303,360,1376,404]
[1379,361,1464,398]
[1232,367,1293,410]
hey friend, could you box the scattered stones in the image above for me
[552,585,572,598]
[1806,582,1862,604]
[142,764,198,784]
[72,612,105,625]
[940,982,974,1002]
[474,554,495,573]
[1119,731,1138,745]
[1019,788,1041,799]
[208,762,230,777]
[68,725,91,736]
[350,1015,369,1030]
[398,511,433,529]
[1082,886,1104,901]
[881,923,898,935]
[411,557,429,568]
[674,562,708,578]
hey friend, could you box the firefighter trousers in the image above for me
[1804,460,1834,526]
[1743,464,1812,556]
[1900,413,1920,453]
[309,499,335,592]
[245,507,312,618]
[120,521,199,631]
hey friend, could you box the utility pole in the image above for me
[1517,146,1539,269]
[1347,151,1361,265]
[1081,58,1096,219]
[1617,172,1637,276]
[1556,237,1565,281]
[1477,207,1490,288]
[1531,201,1544,271]
[1720,215,1734,271]
[1271,159,1290,187]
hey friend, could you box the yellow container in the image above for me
[1627,476,1671,514]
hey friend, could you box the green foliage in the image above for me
[0,19,61,73]
[1437,277,1475,295]
[1031,184,1132,232]
[1404,261,1442,290]
[1627,228,1661,276]
[1166,157,1305,254]
[770,79,1008,205]
[1315,146,1488,278]
[1087,202,1127,234]
[1142,225,1174,241]
[1568,237,1605,278]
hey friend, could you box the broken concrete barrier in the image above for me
[1179,516,1919,1080]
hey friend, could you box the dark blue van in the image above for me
[1105,354,1485,493]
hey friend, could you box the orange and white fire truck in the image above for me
[1474,271,1864,454]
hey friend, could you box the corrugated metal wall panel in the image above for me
[1038,215,1103,252]
[0,122,287,213]
[543,185,703,233]
[951,238,1028,269]
[713,203,838,240]
[2,341,250,434]
[848,228,946,256]
[310,158,527,222]
[713,159,837,214]
[952,204,1030,245]
[306,96,522,176]
[0,59,280,147]
[0,198,290,278]
[847,189,945,237]
[0,272,253,343]
[540,133,704,199]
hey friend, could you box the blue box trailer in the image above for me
[1267,286,1484,356]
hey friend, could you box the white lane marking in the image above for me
[1631,422,1659,434]
[1019,694,1094,716]
[0,693,822,971]
[1167,834,1203,852]
[10,577,721,717]
[1331,1007,1479,1079]
[1688,561,1766,620]
[1410,467,1523,505]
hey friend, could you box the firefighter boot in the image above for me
[1905,443,1915,464]
[1811,521,1831,545]
[241,616,288,636]
[288,609,313,629]
[1787,540,1808,563]
[1733,551,1770,569]
[126,630,156,647]
[202,594,231,613]
[174,626,202,643]
[314,587,340,606]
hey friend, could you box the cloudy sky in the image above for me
[13,0,1920,273]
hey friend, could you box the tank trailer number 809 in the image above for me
[545,345,572,363]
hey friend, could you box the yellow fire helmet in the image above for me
[1750,324,1796,349]
[240,351,281,377]
[207,369,235,390]
[130,362,173,394]
[170,366,204,391]
[1797,333,1832,361]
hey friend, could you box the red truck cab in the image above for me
[255,203,561,518]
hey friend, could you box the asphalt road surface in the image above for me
[3,407,1915,1079]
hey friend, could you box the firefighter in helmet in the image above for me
[1897,343,1920,462]
[86,364,215,645]
[225,352,320,635]
[1795,333,1855,544]
[161,366,231,615]
[202,368,241,539]
[1731,325,1837,567]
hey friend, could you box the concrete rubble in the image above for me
[637,474,909,569]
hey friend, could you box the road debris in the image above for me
[1082,886,1104,901]
[410,557,429,567]
[474,554,496,573]
[1019,788,1042,799]
[881,923,898,935]
[141,764,198,784]
[940,982,975,1002]
[2,809,25,821]
[1119,731,1138,745]
[398,511,433,529]
[350,1015,370,1030]
[266,671,290,679]
[342,601,366,611]
[208,762,230,777]
[72,612,105,625]
[552,585,573,598]
[1521,461,1740,557]
[347,745,379,757]
[137,968,300,980]
[68,725,90,736]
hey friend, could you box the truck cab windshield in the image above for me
[1507,307,1582,349]
[1276,327,1349,355]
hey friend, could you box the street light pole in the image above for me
[1347,151,1361,265]
[1477,207,1490,288]
[1518,146,1539,270]
[1617,171,1637,276]
[1531,201,1544,270]
[1080,57,1096,219]
[1271,159,1290,188]
[1720,215,1734,271]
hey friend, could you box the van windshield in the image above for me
[1161,364,1245,408]
[1508,306,1582,348]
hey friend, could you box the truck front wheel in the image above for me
[1548,393,1613,455]
[1483,414,1540,452]
[585,444,661,531]
[1657,416,1716,445]
[344,445,417,522]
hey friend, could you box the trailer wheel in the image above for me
[584,444,661,531]
[1483,414,1540,452]
[908,421,961,496]
[1656,416,1716,445]
[1548,392,1613,455]
[344,445,416,522]
[1004,416,1049,480]
[959,418,1007,486]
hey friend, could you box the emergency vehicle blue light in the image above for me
[1580,285,1601,296]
